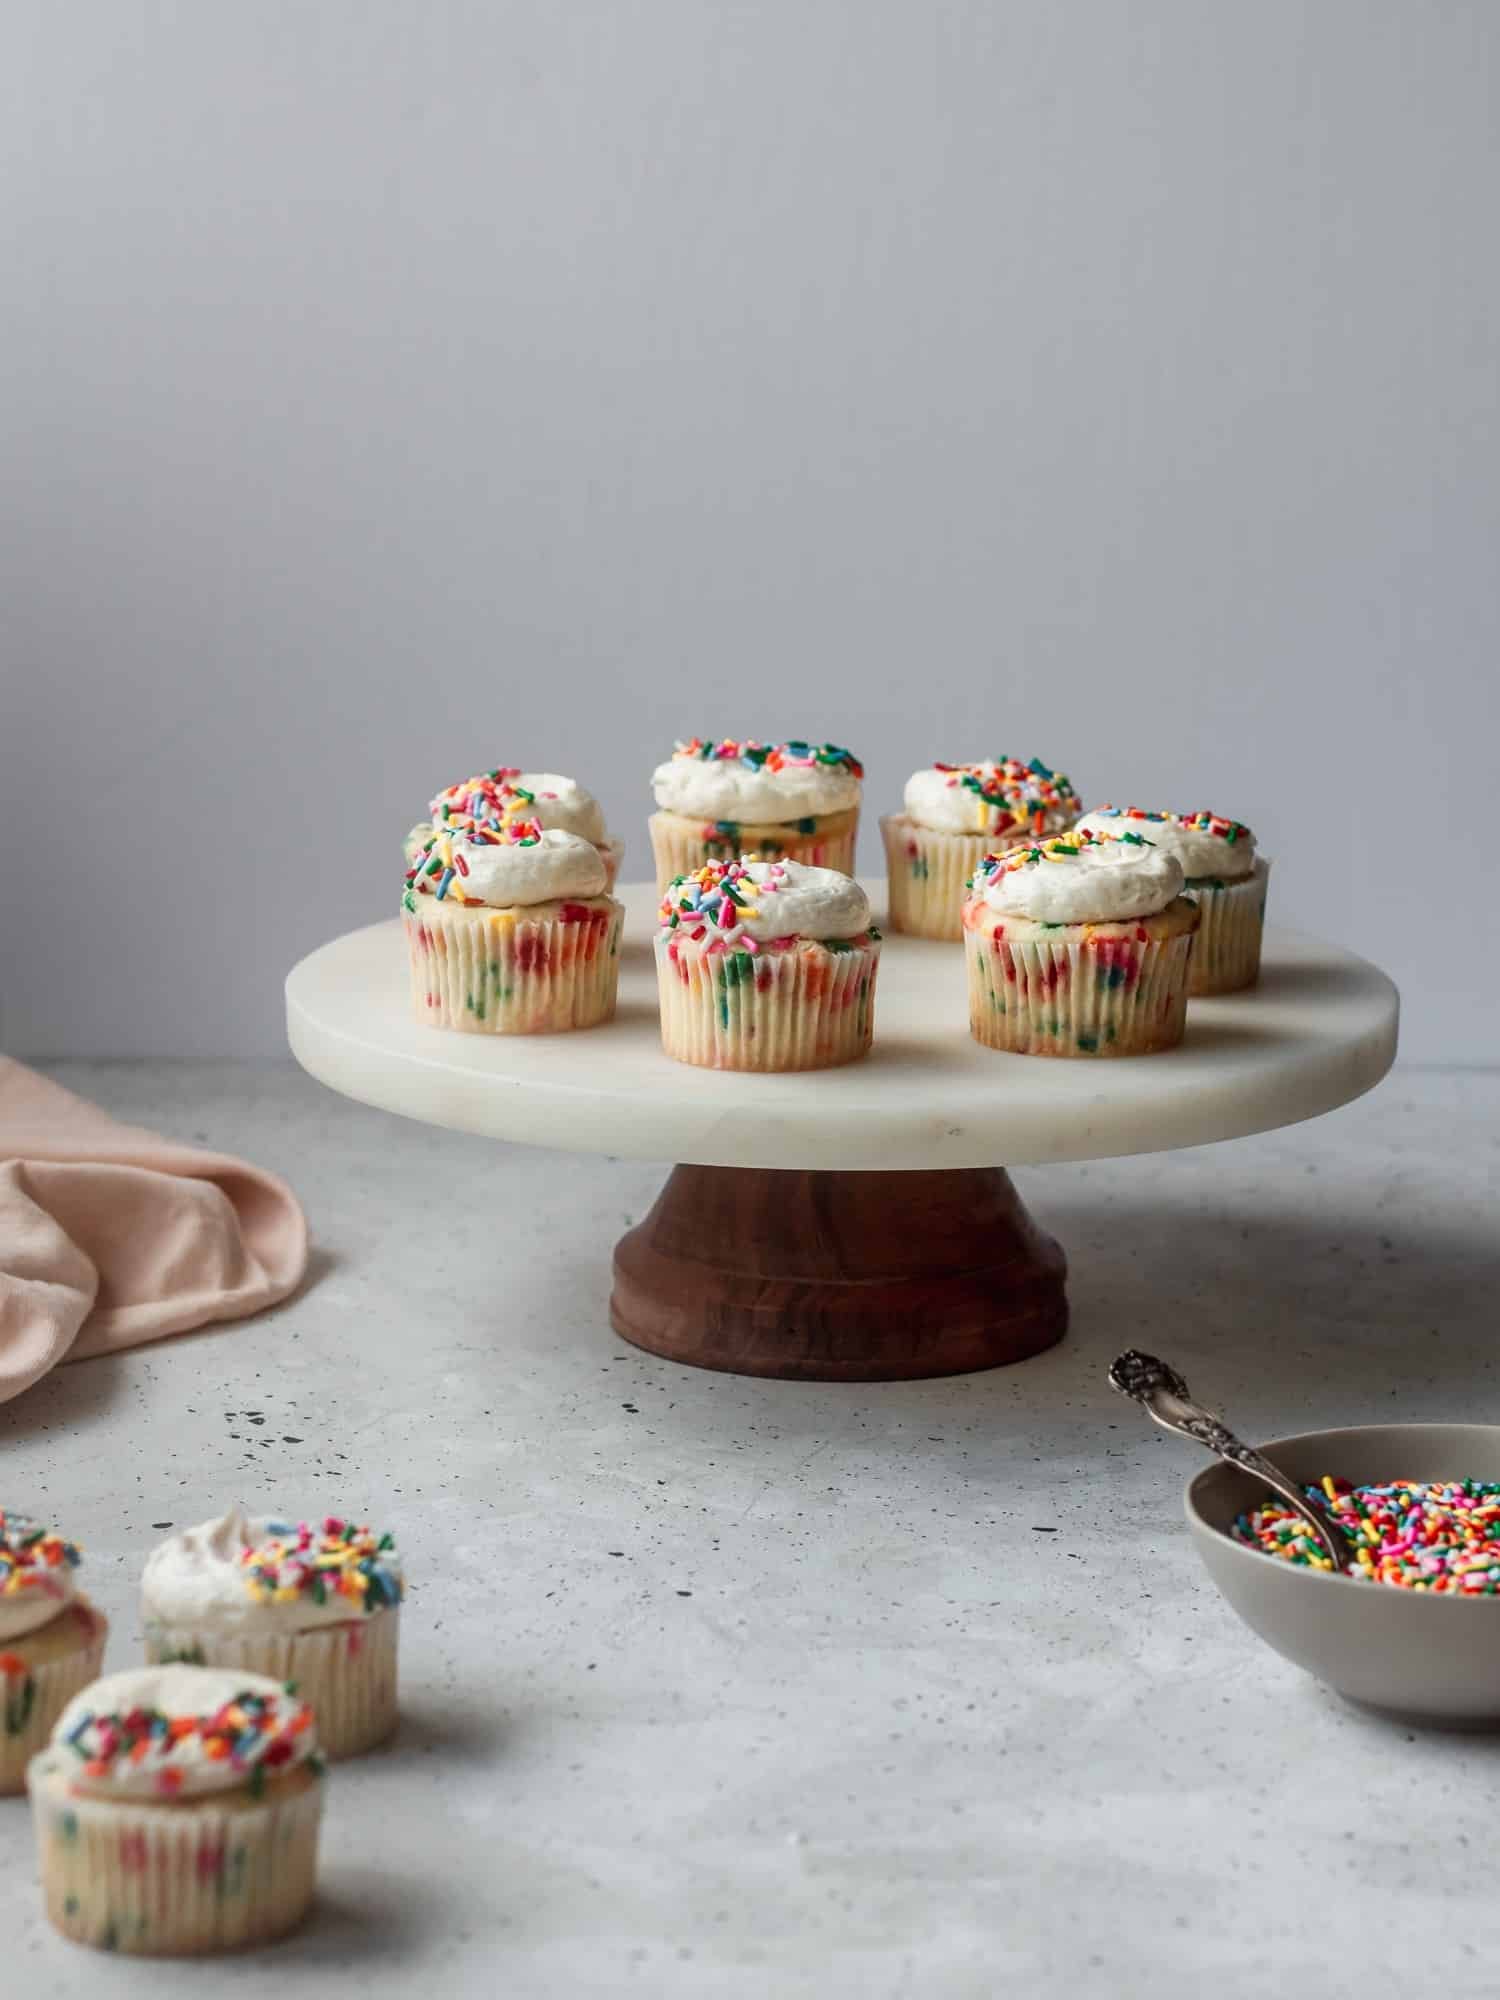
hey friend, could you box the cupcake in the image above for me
[648,739,863,892]
[403,818,623,1033]
[962,830,1200,1057]
[28,1664,323,1955]
[882,756,1080,940]
[1074,807,1269,994]
[656,860,881,1071]
[142,1508,402,1761]
[407,767,625,889]
[0,1510,108,1796]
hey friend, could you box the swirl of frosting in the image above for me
[0,1511,81,1644]
[652,740,863,821]
[48,1664,318,1801]
[404,821,606,909]
[904,757,1079,837]
[972,830,1184,923]
[1074,807,1257,881]
[142,1505,404,1638]
[659,859,872,946]
[429,769,609,847]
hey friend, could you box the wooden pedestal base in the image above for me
[609,1165,1068,1382]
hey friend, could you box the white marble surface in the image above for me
[3,1060,1498,1997]
[285,887,1399,1168]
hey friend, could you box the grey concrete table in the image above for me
[3,1060,1498,1997]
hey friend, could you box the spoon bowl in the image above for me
[1186,1422,1500,1726]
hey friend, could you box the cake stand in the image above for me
[285,881,1398,1382]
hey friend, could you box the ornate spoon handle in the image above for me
[1108,1350,1349,1572]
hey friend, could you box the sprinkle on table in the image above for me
[240,1517,403,1615]
[1233,1477,1500,1589]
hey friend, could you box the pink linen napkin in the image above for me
[0,1058,308,1405]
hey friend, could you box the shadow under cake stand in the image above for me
[285,879,1398,1383]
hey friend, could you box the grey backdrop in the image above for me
[4,2,1495,1061]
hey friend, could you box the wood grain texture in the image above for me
[610,1165,1068,1381]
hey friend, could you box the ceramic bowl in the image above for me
[1185,1423,1500,1726]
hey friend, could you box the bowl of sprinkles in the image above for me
[1185,1424,1500,1724]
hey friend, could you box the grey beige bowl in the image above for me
[1186,1423,1500,1727]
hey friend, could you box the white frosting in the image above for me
[652,753,861,823]
[978,839,1184,923]
[49,1664,317,1801]
[1075,810,1256,882]
[142,1505,402,1638]
[666,861,872,942]
[903,765,1075,838]
[0,1512,81,1640]
[414,827,607,908]
[433,772,608,846]
[0,1552,77,1643]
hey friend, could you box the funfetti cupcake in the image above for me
[1075,808,1268,994]
[410,768,625,889]
[962,829,1200,1057]
[0,1510,108,1796]
[142,1508,402,1761]
[648,739,863,892]
[403,818,623,1033]
[28,1664,323,1955]
[656,860,881,1071]
[882,756,1080,940]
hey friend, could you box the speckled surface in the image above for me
[3,1061,1497,1996]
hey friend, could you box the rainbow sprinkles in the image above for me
[240,1518,403,1617]
[0,1513,81,1605]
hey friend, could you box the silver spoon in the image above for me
[1108,1349,1350,1573]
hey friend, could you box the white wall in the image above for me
[4,1,1495,1061]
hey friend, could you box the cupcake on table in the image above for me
[28,1664,323,1955]
[142,1507,402,1761]
[403,816,623,1034]
[648,738,863,892]
[1073,807,1268,994]
[962,829,1200,1057]
[0,1510,108,1796]
[656,860,881,1071]
[407,767,624,889]
[882,756,1080,940]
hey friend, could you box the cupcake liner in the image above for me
[1184,857,1271,995]
[0,1601,109,1797]
[879,816,1031,940]
[403,895,622,1033]
[144,1610,399,1762]
[964,902,1200,1056]
[649,809,860,893]
[28,1757,323,1956]
[655,931,880,1071]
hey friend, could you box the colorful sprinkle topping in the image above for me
[932,756,1078,830]
[969,827,1150,886]
[0,1511,80,1600]
[241,1518,402,1615]
[63,1687,314,1790]
[659,860,788,954]
[430,770,553,834]
[1233,1478,1500,1589]
[671,739,864,780]
[1089,806,1251,845]
[403,818,544,910]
